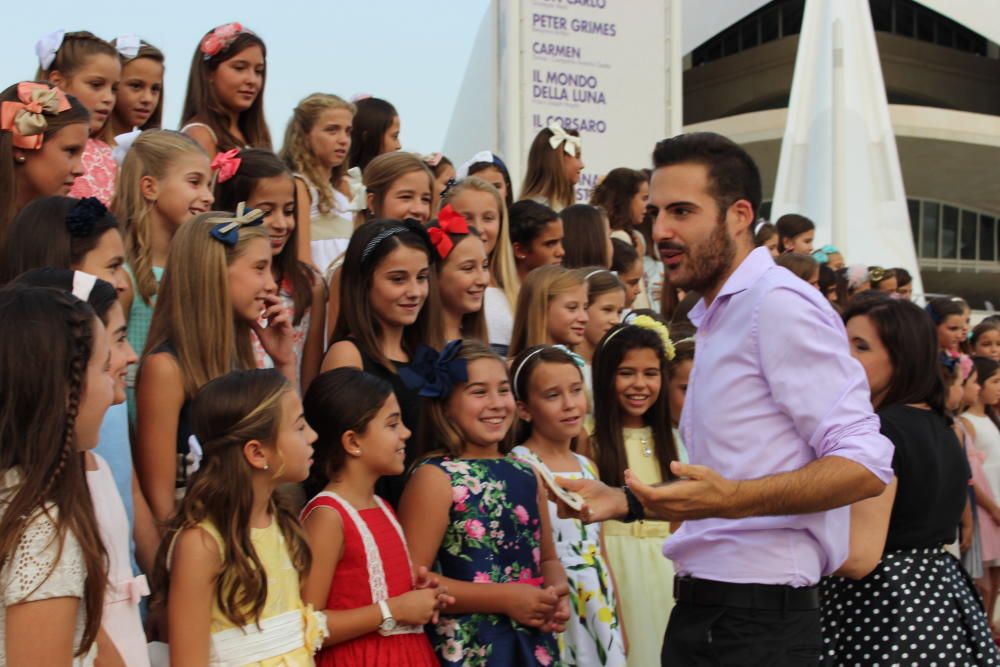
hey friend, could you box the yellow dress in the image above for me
[197,520,325,667]
[601,427,676,667]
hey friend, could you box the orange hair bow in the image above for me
[0,82,71,150]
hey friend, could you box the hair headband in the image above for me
[602,314,676,360]
[207,202,264,246]
[0,82,72,150]
[66,197,108,237]
[360,219,432,265]
[512,344,585,400]
[71,271,98,301]
[456,150,496,179]
[200,22,252,60]
[398,340,468,398]
[584,269,613,282]
[547,122,582,157]
[752,219,767,237]
[35,29,66,70]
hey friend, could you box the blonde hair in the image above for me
[359,151,434,227]
[280,93,356,215]
[509,265,585,357]
[519,126,579,211]
[112,130,208,305]
[141,212,267,397]
[441,176,520,309]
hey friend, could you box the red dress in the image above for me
[301,492,437,667]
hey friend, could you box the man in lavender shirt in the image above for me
[559,133,894,665]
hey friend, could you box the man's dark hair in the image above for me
[652,132,762,221]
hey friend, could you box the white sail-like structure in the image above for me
[771,0,923,297]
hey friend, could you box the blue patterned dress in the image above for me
[421,455,561,667]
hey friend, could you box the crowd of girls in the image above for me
[1,19,998,667]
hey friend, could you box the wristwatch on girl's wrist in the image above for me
[377,600,397,636]
[622,485,645,523]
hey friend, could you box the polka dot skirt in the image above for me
[821,546,1000,666]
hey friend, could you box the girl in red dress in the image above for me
[301,367,451,666]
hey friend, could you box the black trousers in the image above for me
[661,600,822,666]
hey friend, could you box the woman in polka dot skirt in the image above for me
[821,297,1000,666]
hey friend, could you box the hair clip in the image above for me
[35,29,66,70]
[547,122,582,157]
[114,34,142,60]
[207,202,263,246]
[398,340,468,398]
[210,148,242,185]
[427,205,470,259]
[200,22,249,60]
[187,435,204,473]
[845,265,869,290]
[0,82,71,150]
[869,266,887,283]
[66,197,108,237]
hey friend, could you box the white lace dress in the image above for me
[0,468,94,666]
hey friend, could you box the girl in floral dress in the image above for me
[399,340,571,666]
[510,345,626,666]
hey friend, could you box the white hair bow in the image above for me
[187,435,204,473]
[36,29,66,71]
[112,129,141,166]
[345,167,367,212]
[547,122,582,157]
[71,271,97,301]
[115,34,142,60]
[456,150,495,179]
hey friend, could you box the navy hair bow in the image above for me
[207,202,263,247]
[66,197,107,237]
[398,340,468,398]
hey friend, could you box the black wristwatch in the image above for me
[622,485,645,523]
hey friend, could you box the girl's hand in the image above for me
[389,588,444,626]
[539,583,571,633]
[501,584,559,628]
[251,294,296,368]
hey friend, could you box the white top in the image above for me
[484,287,513,348]
[0,468,94,667]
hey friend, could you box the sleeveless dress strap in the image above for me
[180,122,218,143]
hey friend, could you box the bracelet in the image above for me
[622,485,645,523]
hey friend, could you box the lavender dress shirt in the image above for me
[662,247,894,587]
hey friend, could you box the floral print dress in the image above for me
[421,455,561,667]
[512,448,625,667]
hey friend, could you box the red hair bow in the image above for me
[428,205,470,259]
[211,148,241,184]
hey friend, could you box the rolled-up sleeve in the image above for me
[755,287,895,484]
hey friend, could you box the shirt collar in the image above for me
[689,247,775,327]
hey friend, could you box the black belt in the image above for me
[673,576,820,611]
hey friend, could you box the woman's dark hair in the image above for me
[610,237,639,274]
[589,167,646,232]
[349,97,398,173]
[13,268,117,323]
[776,252,818,283]
[652,132,761,222]
[925,296,966,326]
[181,29,272,151]
[592,324,677,487]
[0,196,119,285]
[0,284,107,655]
[302,368,393,498]
[560,204,610,268]
[468,156,514,209]
[818,264,838,303]
[510,345,585,443]
[843,294,947,413]
[775,214,815,252]
[213,148,315,324]
[332,219,436,371]
[509,199,558,247]
[892,267,912,288]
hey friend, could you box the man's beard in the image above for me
[660,217,736,294]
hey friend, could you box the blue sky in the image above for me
[2,1,492,154]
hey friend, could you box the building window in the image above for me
[908,198,1000,266]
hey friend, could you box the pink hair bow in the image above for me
[0,82,71,150]
[211,148,242,184]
